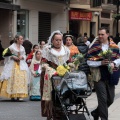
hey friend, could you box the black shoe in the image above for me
[91,110,99,120]
[92,88,96,92]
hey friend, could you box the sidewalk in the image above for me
[0,65,120,120]
[85,80,120,120]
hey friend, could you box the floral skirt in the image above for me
[0,62,28,98]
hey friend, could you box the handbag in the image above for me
[90,67,101,82]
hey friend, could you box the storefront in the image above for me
[12,0,68,44]
[69,10,99,38]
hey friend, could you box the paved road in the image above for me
[0,98,46,120]
[1,65,120,120]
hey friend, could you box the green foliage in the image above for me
[112,14,120,20]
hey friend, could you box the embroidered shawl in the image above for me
[87,39,120,61]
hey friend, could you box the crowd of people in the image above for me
[0,27,120,120]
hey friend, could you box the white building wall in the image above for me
[29,10,38,44]
[14,0,67,44]
[51,11,68,33]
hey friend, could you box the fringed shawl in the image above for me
[87,39,120,61]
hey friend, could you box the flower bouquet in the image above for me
[98,48,113,73]
[56,63,70,77]
[2,48,13,57]
[73,53,85,70]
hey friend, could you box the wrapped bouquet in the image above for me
[2,48,13,57]
[98,48,113,73]
[73,53,85,70]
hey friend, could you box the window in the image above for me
[38,12,51,42]
[17,10,29,38]
[101,12,110,18]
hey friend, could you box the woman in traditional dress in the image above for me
[39,40,46,51]
[29,50,42,101]
[64,35,79,59]
[0,35,30,101]
[26,44,39,67]
[40,30,70,120]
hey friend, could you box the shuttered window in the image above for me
[38,12,51,42]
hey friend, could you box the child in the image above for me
[29,50,41,100]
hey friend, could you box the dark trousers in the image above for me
[94,80,115,120]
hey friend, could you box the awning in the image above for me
[0,2,20,11]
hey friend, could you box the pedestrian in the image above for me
[64,34,79,58]
[0,35,30,101]
[76,33,82,44]
[29,50,42,101]
[22,37,33,55]
[40,30,70,119]
[88,34,95,43]
[87,27,120,120]
[39,40,46,51]
[83,36,90,46]
[26,44,39,67]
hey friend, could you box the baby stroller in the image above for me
[51,70,92,120]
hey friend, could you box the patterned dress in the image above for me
[40,45,70,119]
[29,58,41,100]
[0,43,30,99]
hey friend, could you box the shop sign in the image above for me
[69,10,92,21]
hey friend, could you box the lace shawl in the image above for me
[42,45,70,65]
[0,43,30,82]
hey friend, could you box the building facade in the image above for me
[0,0,68,47]
[1,0,119,48]
[0,0,20,48]
[68,0,102,38]
[100,0,118,36]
